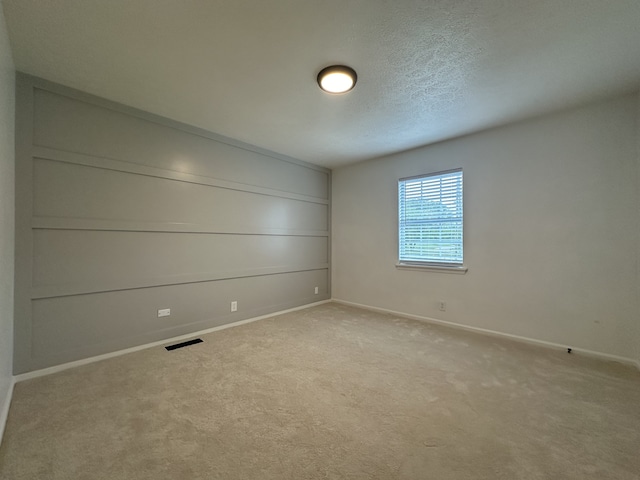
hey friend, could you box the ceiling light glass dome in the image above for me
[317,65,357,94]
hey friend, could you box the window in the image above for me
[398,169,463,267]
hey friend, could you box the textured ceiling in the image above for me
[3,0,640,168]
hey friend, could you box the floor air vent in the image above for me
[165,338,203,351]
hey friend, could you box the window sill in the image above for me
[395,263,468,274]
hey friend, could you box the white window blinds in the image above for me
[398,169,463,265]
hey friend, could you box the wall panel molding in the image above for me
[32,217,329,237]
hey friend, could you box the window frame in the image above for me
[396,168,467,274]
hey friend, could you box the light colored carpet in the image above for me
[1,303,639,479]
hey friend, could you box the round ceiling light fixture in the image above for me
[317,65,357,94]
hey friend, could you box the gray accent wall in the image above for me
[14,74,330,373]
[0,5,15,414]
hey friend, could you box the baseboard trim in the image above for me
[15,300,331,383]
[0,378,15,447]
[331,299,640,370]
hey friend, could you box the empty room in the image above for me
[0,1,639,479]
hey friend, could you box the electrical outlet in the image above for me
[314,286,319,295]
[438,302,446,312]
[231,301,238,312]
[158,308,171,317]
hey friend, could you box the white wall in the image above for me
[0,2,15,433]
[333,93,639,363]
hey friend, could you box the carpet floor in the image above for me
[1,303,639,479]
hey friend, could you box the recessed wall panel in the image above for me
[33,230,327,289]
[33,158,328,233]
[33,88,329,199]
[31,269,329,369]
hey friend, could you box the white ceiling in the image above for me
[3,0,640,169]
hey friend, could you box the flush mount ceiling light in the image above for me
[317,65,357,94]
